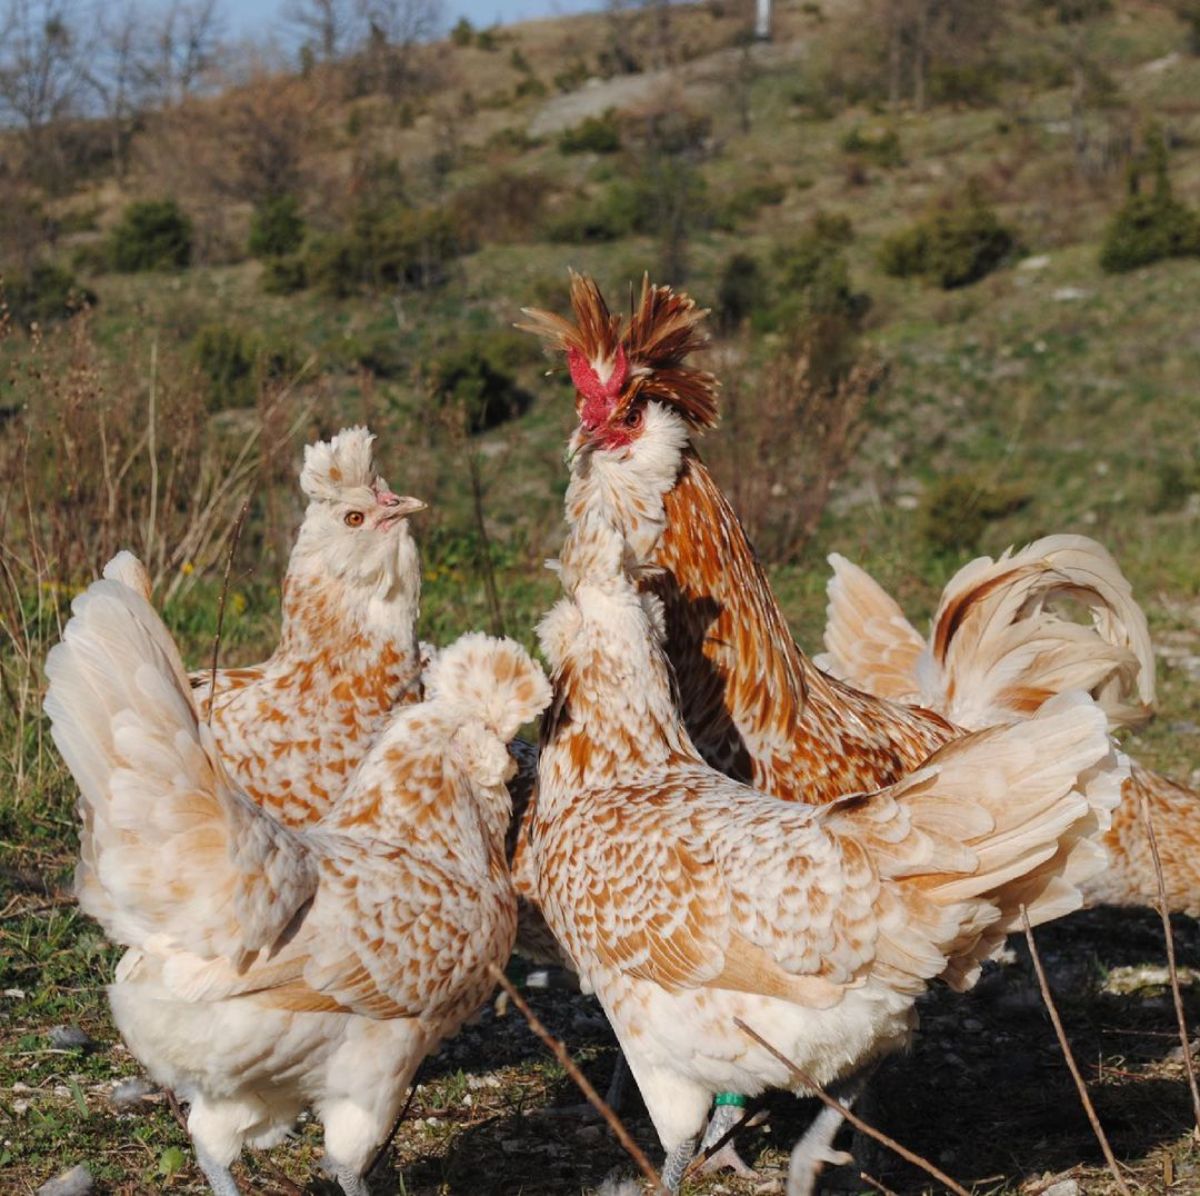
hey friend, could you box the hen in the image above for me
[531,518,1122,1194]
[190,425,428,826]
[818,542,1200,915]
[44,559,550,1196]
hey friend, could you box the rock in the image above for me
[1019,254,1050,271]
[1052,287,1090,302]
[1041,1181,1080,1196]
[108,1077,158,1111]
[36,1164,93,1196]
[1167,1039,1200,1064]
[47,1025,97,1053]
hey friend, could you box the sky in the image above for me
[215,0,602,40]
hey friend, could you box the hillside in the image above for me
[3,0,1200,1191]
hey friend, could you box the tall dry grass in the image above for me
[0,300,316,804]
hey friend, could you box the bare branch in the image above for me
[1138,790,1200,1137]
[1019,907,1132,1195]
[486,964,668,1195]
[734,1018,971,1196]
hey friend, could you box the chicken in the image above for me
[190,425,428,827]
[530,517,1123,1194]
[44,558,550,1196]
[818,543,1200,915]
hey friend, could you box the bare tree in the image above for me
[85,0,148,178]
[138,0,225,107]
[356,0,442,96]
[283,0,360,61]
[0,0,87,176]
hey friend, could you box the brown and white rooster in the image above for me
[531,517,1122,1194]
[818,542,1200,915]
[520,274,955,809]
[45,559,550,1196]
[187,426,428,827]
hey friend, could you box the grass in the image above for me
[4,0,1200,1190]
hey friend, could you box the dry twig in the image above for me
[207,499,252,726]
[1020,906,1132,1196]
[1138,792,1200,1137]
[733,1018,971,1196]
[486,964,668,1194]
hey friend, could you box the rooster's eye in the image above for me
[344,511,365,527]
[623,406,643,428]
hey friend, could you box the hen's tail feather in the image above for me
[820,535,1156,732]
[101,551,153,601]
[44,562,316,962]
[835,691,1124,994]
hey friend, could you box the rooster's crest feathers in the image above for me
[520,271,720,431]
[301,426,379,502]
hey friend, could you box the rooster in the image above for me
[189,426,428,827]
[818,543,1200,915]
[45,558,550,1196]
[531,517,1122,1194]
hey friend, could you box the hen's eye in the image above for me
[624,406,643,428]
[344,511,365,527]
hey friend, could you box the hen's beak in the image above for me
[376,492,428,522]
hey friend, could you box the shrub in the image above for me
[714,177,787,228]
[840,126,903,168]
[879,187,1015,288]
[260,254,308,294]
[776,214,868,326]
[919,474,1030,555]
[716,252,763,329]
[1099,192,1200,272]
[1099,133,1200,272]
[191,324,297,411]
[450,16,473,46]
[338,330,408,379]
[109,199,192,272]
[248,195,305,258]
[2,263,96,327]
[559,110,622,154]
[515,75,547,98]
[452,171,552,243]
[306,204,469,296]
[429,334,534,432]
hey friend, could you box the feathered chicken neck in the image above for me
[276,526,422,694]
[624,447,954,800]
[538,560,703,803]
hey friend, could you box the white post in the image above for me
[755,0,771,40]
